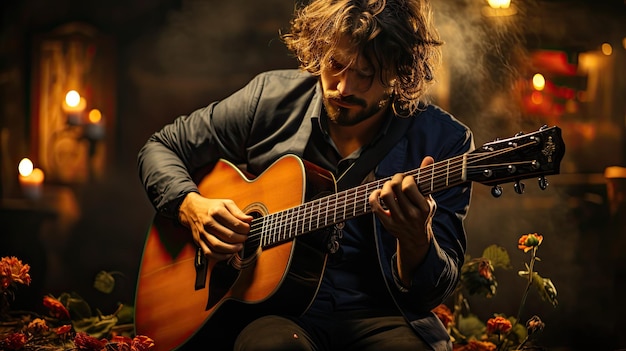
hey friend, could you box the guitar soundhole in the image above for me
[241,211,263,261]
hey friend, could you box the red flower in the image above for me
[111,335,155,351]
[55,324,73,336]
[518,233,543,252]
[477,260,493,280]
[43,295,70,320]
[0,333,27,350]
[432,304,454,328]
[0,256,31,290]
[73,332,108,351]
[111,336,133,351]
[131,335,155,351]
[486,316,512,334]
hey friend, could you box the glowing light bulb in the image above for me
[532,73,546,91]
[487,0,511,8]
[601,43,613,56]
[65,90,81,108]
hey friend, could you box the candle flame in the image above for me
[65,90,81,108]
[89,109,102,123]
[532,73,546,91]
[18,158,34,177]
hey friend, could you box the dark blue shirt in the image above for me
[303,114,399,314]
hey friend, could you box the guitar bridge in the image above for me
[194,247,208,290]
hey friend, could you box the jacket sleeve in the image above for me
[136,74,264,218]
[377,106,474,312]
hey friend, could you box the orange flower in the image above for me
[454,340,497,351]
[0,256,31,290]
[518,233,543,252]
[0,333,27,350]
[43,295,70,320]
[526,315,545,335]
[486,316,512,334]
[27,318,49,334]
[432,304,454,328]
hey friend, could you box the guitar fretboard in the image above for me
[250,154,468,248]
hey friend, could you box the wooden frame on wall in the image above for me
[30,22,116,184]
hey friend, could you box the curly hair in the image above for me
[282,0,443,116]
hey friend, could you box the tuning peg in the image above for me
[514,180,525,194]
[538,176,549,190]
[491,185,503,198]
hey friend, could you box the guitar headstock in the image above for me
[467,125,565,196]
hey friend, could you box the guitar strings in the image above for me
[247,139,539,247]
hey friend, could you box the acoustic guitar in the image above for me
[134,125,565,350]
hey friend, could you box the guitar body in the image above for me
[134,155,334,350]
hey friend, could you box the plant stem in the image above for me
[511,246,537,346]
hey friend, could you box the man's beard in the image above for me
[323,94,391,126]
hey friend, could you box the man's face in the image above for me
[319,43,394,126]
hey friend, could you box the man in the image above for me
[138,0,473,350]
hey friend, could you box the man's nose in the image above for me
[336,71,357,96]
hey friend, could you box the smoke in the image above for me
[432,0,535,139]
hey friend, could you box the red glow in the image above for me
[531,50,578,76]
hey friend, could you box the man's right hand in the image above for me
[178,192,252,261]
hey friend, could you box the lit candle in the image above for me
[84,108,105,141]
[18,158,45,200]
[63,90,87,126]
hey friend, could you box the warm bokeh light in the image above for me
[601,43,613,56]
[65,90,81,107]
[531,91,543,105]
[18,158,34,177]
[623,37,626,50]
[487,0,511,8]
[532,73,546,91]
[88,109,102,123]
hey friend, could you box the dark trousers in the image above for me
[233,311,431,351]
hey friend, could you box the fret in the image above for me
[261,215,268,247]
[430,163,435,192]
[269,212,277,245]
[333,192,338,223]
[315,198,321,231]
[352,188,358,218]
[446,159,450,187]
[293,207,299,239]
[281,209,289,241]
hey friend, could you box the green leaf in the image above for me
[59,292,93,320]
[93,271,116,294]
[507,316,528,344]
[456,314,485,339]
[72,314,119,338]
[482,245,511,269]
[534,275,558,307]
[116,304,134,324]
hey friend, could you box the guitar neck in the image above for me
[252,154,467,248]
